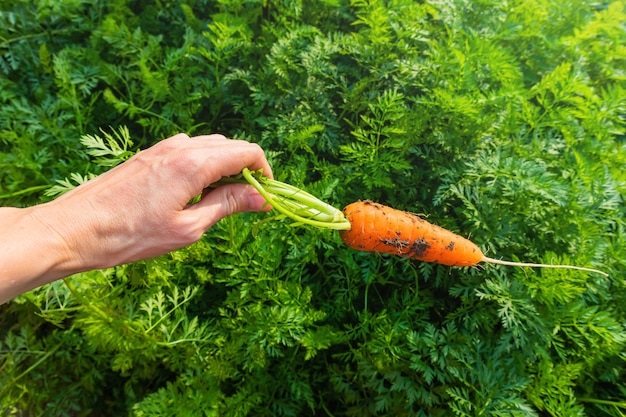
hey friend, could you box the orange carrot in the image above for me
[340,200,608,276]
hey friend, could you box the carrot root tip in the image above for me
[481,256,608,277]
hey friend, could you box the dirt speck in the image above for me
[411,238,431,258]
[445,241,455,251]
[381,237,410,250]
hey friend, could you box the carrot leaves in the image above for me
[1,0,625,415]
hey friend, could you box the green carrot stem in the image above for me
[212,168,351,230]
[241,168,350,230]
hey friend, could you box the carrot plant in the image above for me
[1,0,625,416]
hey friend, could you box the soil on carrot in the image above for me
[379,236,432,258]
[410,238,431,258]
[381,237,411,250]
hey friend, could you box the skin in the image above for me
[0,133,273,304]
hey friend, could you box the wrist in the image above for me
[28,202,89,275]
[0,205,78,303]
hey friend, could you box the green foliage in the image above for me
[1,0,625,415]
[45,126,135,197]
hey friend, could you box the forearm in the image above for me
[0,205,79,304]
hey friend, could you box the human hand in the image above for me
[32,133,273,275]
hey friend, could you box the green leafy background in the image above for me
[1,0,625,415]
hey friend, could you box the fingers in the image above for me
[202,137,273,180]
[183,183,270,231]
[158,133,273,181]
[128,133,273,243]
[168,133,273,229]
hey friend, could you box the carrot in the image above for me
[339,200,608,276]
[222,171,607,276]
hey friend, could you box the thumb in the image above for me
[185,184,270,229]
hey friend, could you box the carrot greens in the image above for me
[214,168,351,230]
[2,0,624,416]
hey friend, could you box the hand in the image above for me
[43,133,273,269]
[1,134,272,302]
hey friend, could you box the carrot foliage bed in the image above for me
[1,0,625,415]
